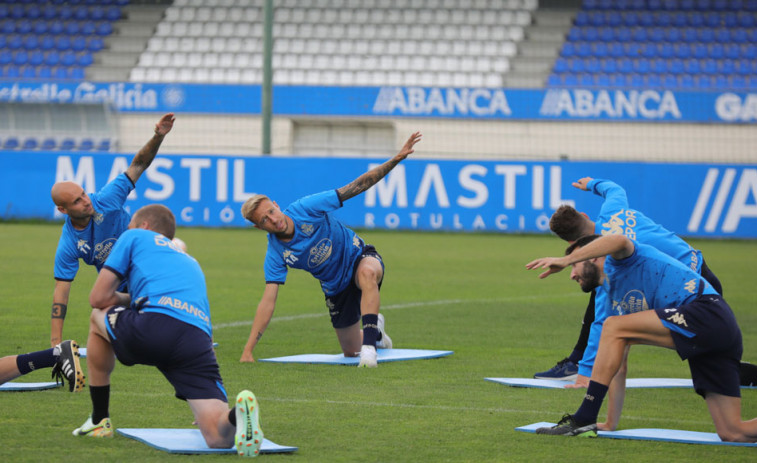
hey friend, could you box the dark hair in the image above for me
[133,204,176,239]
[550,205,588,242]
[565,234,601,255]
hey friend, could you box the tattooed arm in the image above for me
[336,132,422,201]
[125,113,176,184]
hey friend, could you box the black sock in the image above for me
[361,314,379,347]
[90,385,111,423]
[572,381,608,424]
[16,348,57,375]
[568,349,583,365]
[228,408,237,426]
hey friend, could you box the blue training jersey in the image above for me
[103,228,213,338]
[54,173,134,281]
[577,179,704,377]
[263,190,364,296]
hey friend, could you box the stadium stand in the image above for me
[548,0,757,89]
[0,1,124,81]
[127,0,538,87]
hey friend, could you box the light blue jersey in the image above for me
[589,178,702,273]
[604,241,718,314]
[54,173,134,281]
[577,179,705,377]
[263,190,364,296]
[103,228,212,338]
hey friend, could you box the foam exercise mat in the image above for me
[259,348,453,365]
[516,422,757,446]
[117,428,297,454]
[485,377,700,389]
[0,382,61,391]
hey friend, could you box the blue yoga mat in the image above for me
[259,348,453,365]
[117,428,297,454]
[0,382,61,391]
[516,422,757,446]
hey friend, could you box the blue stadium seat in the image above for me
[650,58,668,72]
[29,50,44,65]
[44,50,60,66]
[553,58,568,73]
[681,28,698,42]
[730,75,746,89]
[21,65,35,78]
[615,27,632,42]
[568,58,585,73]
[96,22,112,36]
[609,73,626,87]
[709,43,724,59]
[585,58,601,73]
[16,19,32,34]
[37,65,52,78]
[59,138,76,150]
[78,138,94,150]
[736,59,753,75]
[23,35,39,50]
[608,42,625,57]
[646,73,662,87]
[53,66,67,79]
[49,21,64,35]
[668,58,685,74]
[702,58,718,73]
[684,58,701,73]
[715,28,731,42]
[81,20,97,35]
[96,138,111,152]
[633,58,650,73]
[76,52,93,66]
[641,42,658,58]
[578,73,594,86]
[724,44,740,59]
[3,137,19,150]
[65,21,80,35]
[13,51,28,65]
[696,75,713,89]
[600,58,617,73]
[5,65,19,78]
[0,50,10,66]
[562,74,578,86]
[55,36,72,51]
[662,73,678,87]
[22,137,38,150]
[567,27,581,41]
[576,42,592,57]
[621,11,638,26]
[592,42,608,57]
[546,74,562,86]
[692,43,708,58]
[595,73,611,86]
[718,59,735,74]
[41,138,57,150]
[33,20,48,35]
[87,37,104,52]
[617,57,634,73]
[731,28,748,43]
[561,42,576,57]
[583,27,599,41]
[598,27,614,42]
[60,51,76,66]
[713,74,729,88]
[68,66,85,79]
[105,6,122,21]
[743,44,757,59]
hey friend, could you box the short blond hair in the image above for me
[241,194,270,224]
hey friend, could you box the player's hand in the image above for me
[525,257,567,279]
[155,113,175,136]
[572,177,593,191]
[597,421,614,431]
[564,374,589,388]
[240,352,256,363]
[395,132,422,161]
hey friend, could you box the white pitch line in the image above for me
[212,292,583,330]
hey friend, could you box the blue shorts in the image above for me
[325,245,384,329]
[655,294,743,398]
[105,308,227,402]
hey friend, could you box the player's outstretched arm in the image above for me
[125,113,176,183]
[89,268,130,310]
[240,283,280,363]
[572,177,593,191]
[50,280,72,347]
[336,132,422,202]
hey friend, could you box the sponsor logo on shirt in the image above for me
[157,296,209,324]
[684,279,697,294]
[94,238,117,264]
[664,308,689,327]
[600,209,637,240]
[308,239,333,269]
[613,289,648,315]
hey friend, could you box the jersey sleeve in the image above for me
[53,232,80,281]
[589,179,630,217]
[263,242,288,284]
[93,173,135,211]
[293,190,342,218]
[102,230,134,279]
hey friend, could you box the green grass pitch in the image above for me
[0,222,755,462]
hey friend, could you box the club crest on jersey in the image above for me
[93,211,104,225]
[308,238,333,268]
[353,236,361,248]
[77,239,91,254]
[300,223,314,236]
[613,289,648,315]
[283,250,298,266]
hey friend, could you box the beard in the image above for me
[578,261,601,293]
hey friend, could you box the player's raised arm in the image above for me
[125,113,175,183]
[336,132,422,202]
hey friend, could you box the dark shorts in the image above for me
[325,245,384,329]
[654,294,743,398]
[105,307,227,402]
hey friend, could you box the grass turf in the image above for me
[0,222,755,462]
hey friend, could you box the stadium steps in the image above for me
[87,3,170,82]
[503,7,578,88]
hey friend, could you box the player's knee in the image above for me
[356,264,380,286]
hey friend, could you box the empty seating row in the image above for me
[548,72,757,89]
[138,52,510,74]
[583,0,757,10]
[1,19,116,35]
[1,50,94,67]
[1,136,113,151]
[0,4,122,22]
[576,10,757,27]
[562,41,757,59]
[155,20,524,42]
[0,64,86,79]
[555,57,757,75]
[131,66,504,88]
[568,26,757,43]
[171,0,535,9]
[1,35,105,52]
[146,37,519,58]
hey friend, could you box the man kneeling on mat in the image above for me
[526,234,757,442]
[74,204,264,457]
